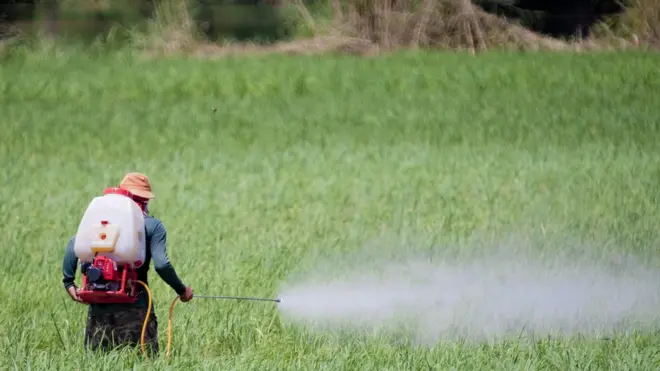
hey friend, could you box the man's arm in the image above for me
[62,236,83,303]
[149,219,188,296]
[62,236,78,290]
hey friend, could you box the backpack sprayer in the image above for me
[75,187,146,305]
[73,187,281,359]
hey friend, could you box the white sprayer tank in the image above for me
[74,193,147,268]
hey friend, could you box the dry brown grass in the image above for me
[168,0,649,58]
[141,33,380,59]
[328,0,646,53]
[595,0,660,49]
[47,0,658,57]
[131,0,200,55]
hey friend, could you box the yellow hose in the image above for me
[134,280,181,359]
[135,280,152,359]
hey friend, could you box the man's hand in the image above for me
[67,286,83,303]
[180,286,194,302]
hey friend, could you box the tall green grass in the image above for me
[1,47,660,369]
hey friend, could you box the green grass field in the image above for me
[2,47,660,370]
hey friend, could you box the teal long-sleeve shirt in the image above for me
[62,215,187,315]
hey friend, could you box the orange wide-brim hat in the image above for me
[119,172,155,200]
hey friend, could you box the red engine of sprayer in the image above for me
[77,187,143,305]
[78,257,139,304]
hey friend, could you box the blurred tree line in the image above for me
[0,0,311,43]
[0,0,631,43]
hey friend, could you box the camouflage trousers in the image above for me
[84,306,159,355]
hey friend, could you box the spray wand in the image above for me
[135,282,282,360]
[151,292,282,359]
[194,295,281,303]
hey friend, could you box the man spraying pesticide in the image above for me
[61,172,194,357]
[61,172,281,358]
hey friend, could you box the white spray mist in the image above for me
[277,233,660,344]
